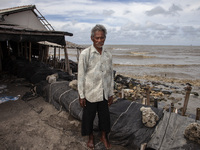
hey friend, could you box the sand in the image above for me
[0,75,128,150]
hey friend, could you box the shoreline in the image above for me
[118,73,200,87]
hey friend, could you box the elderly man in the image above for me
[78,24,114,149]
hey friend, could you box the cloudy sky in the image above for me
[1,0,200,45]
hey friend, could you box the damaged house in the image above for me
[0,5,73,75]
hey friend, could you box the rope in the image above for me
[158,111,172,150]
[68,97,79,115]
[58,89,72,104]
[48,81,68,103]
[108,101,135,138]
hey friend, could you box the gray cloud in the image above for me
[145,4,182,16]
[103,10,115,16]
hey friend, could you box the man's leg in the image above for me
[82,100,97,149]
[101,131,111,149]
[97,100,111,149]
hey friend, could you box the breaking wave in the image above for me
[113,63,200,68]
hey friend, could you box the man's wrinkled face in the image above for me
[91,31,106,49]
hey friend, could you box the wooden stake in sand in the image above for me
[196,108,200,121]
[145,85,150,106]
[181,85,192,116]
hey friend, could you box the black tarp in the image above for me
[5,59,74,83]
[44,81,164,149]
[147,111,200,150]
[42,81,200,149]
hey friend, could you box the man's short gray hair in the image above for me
[91,24,107,38]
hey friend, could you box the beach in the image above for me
[65,44,200,116]
[1,44,200,149]
[0,74,128,150]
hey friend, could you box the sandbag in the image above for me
[147,111,200,150]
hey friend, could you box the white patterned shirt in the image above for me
[78,45,114,103]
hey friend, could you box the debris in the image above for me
[184,122,200,144]
[0,95,20,104]
[140,106,159,127]
[69,80,78,90]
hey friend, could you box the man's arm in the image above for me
[78,52,87,107]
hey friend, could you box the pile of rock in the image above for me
[113,74,195,113]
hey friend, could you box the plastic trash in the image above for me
[0,95,20,104]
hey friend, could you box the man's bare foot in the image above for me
[87,134,94,150]
[101,132,111,149]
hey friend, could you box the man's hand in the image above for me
[79,98,86,108]
[108,96,113,106]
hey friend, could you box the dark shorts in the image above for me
[81,99,110,136]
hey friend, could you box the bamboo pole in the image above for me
[181,85,192,116]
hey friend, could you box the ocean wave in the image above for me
[113,54,156,58]
[113,63,200,68]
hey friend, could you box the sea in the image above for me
[64,45,200,80]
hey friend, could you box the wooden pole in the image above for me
[0,42,2,72]
[17,42,20,57]
[54,46,56,68]
[121,89,124,98]
[154,98,158,108]
[145,85,150,106]
[29,42,31,62]
[64,46,72,75]
[58,47,60,60]
[21,42,23,57]
[140,143,147,150]
[25,42,28,60]
[182,85,192,116]
[195,108,200,121]
[7,41,10,56]
[44,46,49,63]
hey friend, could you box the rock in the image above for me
[46,73,58,83]
[162,90,172,95]
[69,80,78,90]
[151,88,162,92]
[184,122,200,144]
[140,106,159,128]
[191,92,199,96]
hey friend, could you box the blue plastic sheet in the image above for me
[0,96,20,104]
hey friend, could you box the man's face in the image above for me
[91,31,106,49]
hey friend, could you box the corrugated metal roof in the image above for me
[0,5,35,14]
